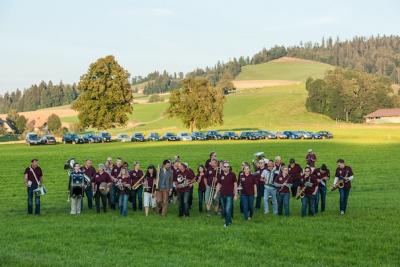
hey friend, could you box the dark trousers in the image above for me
[255,184,263,209]
[315,186,327,213]
[95,192,107,213]
[301,195,316,217]
[221,196,233,226]
[131,187,143,211]
[198,189,205,212]
[339,188,351,213]
[108,184,117,209]
[189,187,193,209]
[85,186,93,209]
[27,187,40,215]
[291,181,300,198]
[178,191,190,217]
[241,195,254,220]
[277,192,290,216]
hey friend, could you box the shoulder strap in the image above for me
[29,167,40,184]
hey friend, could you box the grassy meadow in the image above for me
[1,135,400,266]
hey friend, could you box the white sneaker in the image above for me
[340,211,344,215]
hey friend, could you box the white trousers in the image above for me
[70,197,82,214]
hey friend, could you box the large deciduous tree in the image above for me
[166,77,225,132]
[72,55,133,129]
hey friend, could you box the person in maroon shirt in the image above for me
[129,162,144,211]
[299,167,319,217]
[288,159,303,197]
[274,166,292,216]
[171,160,181,204]
[238,163,257,220]
[174,163,195,217]
[313,164,330,214]
[81,159,96,210]
[205,151,217,170]
[254,159,266,210]
[92,164,112,213]
[214,161,237,227]
[143,165,157,216]
[306,149,317,168]
[333,159,354,215]
[205,159,220,216]
[117,167,132,216]
[109,158,123,210]
[24,159,43,215]
[196,165,207,213]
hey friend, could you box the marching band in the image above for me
[23,150,355,227]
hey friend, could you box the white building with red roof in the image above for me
[364,108,400,123]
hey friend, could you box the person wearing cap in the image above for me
[313,164,330,213]
[92,164,112,213]
[156,160,173,216]
[288,159,303,198]
[24,159,43,215]
[333,159,354,215]
[306,149,317,168]
[261,160,278,215]
[175,163,195,217]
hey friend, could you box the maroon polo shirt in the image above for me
[82,166,96,180]
[143,175,155,193]
[217,171,237,197]
[288,163,303,183]
[24,166,42,186]
[238,172,256,196]
[206,168,218,186]
[335,166,353,189]
[306,153,317,167]
[93,172,112,185]
[129,169,144,185]
[300,174,318,196]
[275,174,292,194]
[205,159,212,170]
[118,175,132,195]
[313,168,330,187]
[175,168,195,193]
[196,173,206,191]
[253,168,263,185]
[111,166,122,179]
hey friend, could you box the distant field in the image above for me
[1,139,399,266]
[236,57,333,81]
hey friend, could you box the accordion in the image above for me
[71,173,84,188]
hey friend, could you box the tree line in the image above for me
[305,68,398,122]
[0,81,78,113]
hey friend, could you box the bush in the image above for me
[47,114,62,132]
[148,94,164,103]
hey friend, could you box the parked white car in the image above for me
[116,133,130,142]
[178,132,192,141]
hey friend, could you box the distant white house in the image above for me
[364,108,400,123]
[0,119,15,133]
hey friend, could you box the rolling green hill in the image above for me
[236,57,334,81]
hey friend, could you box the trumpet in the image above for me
[132,175,145,190]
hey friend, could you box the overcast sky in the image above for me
[0,0,399,93]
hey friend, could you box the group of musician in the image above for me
[24,149,354,227]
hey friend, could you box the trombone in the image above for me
[206,167,220,206]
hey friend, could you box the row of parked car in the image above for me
[122,130,333,142]
[26,130,334,145]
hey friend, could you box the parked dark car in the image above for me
[146,132,160,141]
[83,133,101,143]
[205,130,223,140]
[26,132,42,145]
[316,131,333,139]
[306,131,322,139]
[283,131,301,139]
[131,133,145,142]
[239,131,258,140]
[161,132,179,141]
[99,132,112,142]
[276,131,288,139]
[222,131,239,140]
[41,134,56,145]
[62,133,84,144]
[251,132,263,140]
[191,132,207,141]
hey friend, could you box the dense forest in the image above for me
[1,35,400,113]
[305,69,397,122]
[0,81,78,113]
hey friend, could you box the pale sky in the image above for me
[0,0,399,93]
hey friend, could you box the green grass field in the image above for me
[1,136,400,266]
[236,59,334,81]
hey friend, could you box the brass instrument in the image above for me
[295,186,306,199]
[132,174,145,190]
[330,179,345,191]
[206,167,220,206]
[99,182,110,195]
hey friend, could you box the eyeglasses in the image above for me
[304,170,310,172]
[223,166,229,168]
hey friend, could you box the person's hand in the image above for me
[27,180,32,187]
[234,194,238,201]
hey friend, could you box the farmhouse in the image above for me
[364,108,400,123]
